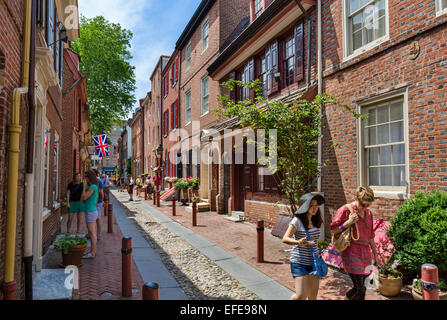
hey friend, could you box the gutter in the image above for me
[2,0,32,300]
[24,0,37,301]
[317,0,322,192]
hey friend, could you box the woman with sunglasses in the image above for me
[330,186,381,300]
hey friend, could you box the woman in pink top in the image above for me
[330,186,381,300]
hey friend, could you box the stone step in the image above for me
[224,216,245,223]
[185,202,210,213]
[33,268,74,300]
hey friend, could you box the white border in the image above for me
[436,0,447,17]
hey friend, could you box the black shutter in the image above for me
[249,58,255,100]
[294,23,304,82]
[229,71,236,101]
[37,0,45,27]
[269,41,279,95]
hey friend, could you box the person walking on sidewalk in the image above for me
[66,173,84,236]
[282,193,325,300]
[81,170,99,259]
[102,174,111,199]
[93,169,104,241]
[330,186,381,300]
[128,176,135,201]
[145,175,153,200]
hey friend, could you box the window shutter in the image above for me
[249,59,255,100]
[37,0,45,27]
[243,165,253,192]
[229,71,237,101]
[176,100,180,128]
[294,23,304,82]
[269,41,279,95]
[175,57,179,82]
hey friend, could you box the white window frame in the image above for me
[185,43,192,71]
[254,0,264,18]
[200,76,209,116]
[357,88,410,200]
[201,19,209,53]
[53,132,59,204]
[44,120,51,209]
[436,0,447,16]
[185,89,192,125]
[342,0,389,62]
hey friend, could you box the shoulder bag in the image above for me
[305,229,328,279]
[331,204,360,252]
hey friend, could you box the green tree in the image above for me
[71,16,136,135]
[126,158,132,175]
[216,80,362,214]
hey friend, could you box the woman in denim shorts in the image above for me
[282,193,325,300]
[81,170,99,259]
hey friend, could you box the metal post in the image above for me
[108,204,114,233]
[422,264,440,300]
[104,197,108,216]
[172,194,176,216]
[192,201,197,227]
[142,282,159,300]
[257,220,264,263]
[157,191,160,207]
[145,185,148,200]
[121,237,133,297]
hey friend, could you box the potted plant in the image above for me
[187,177,200,190]
[412,277,447,300]
[192,194,201,204]
[175,178,190,205]
[54,235,88,268]
[378,264,403,297]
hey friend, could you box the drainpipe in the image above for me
[177,51,182,177]
[317,0,322,193]
[24,0,37,301]
[3,0,32,300]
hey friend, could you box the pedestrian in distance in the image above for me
[93,169,104,241]
[81,170,99,259]
[330,186,381,300]
[128,176,135,201]
[282,193,325,300]
[66,173,84,237]
[102,174,111,199]
[145,175,153,200]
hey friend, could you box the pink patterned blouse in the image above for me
[330,204,374,275]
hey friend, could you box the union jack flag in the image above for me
[93,135,109,158]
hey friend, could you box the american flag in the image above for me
[93,135,109,158]
[44,130,48,155]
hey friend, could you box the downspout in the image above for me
[317,0,322,193]
[24,0,37,301]
[3,0,32,300]
[177,51,182,177]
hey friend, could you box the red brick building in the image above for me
[130,108,144,178]
[162,50,182,182]
[319,0,447,232]
[208,0,317,221]
[141,91,151,173]
[61,49,89,200]
[149,56,170,186]
[0,0,27,300]
[176,0,250,209]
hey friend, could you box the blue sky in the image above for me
[78,0,200,115]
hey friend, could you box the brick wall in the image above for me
[42,209,61,255]
[245,200,290,229]
[0,0,26,300]
[321,1,447,237]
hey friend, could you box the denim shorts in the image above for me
[291,263,314,278]
[85,211,98,223]
[96,203,103,216]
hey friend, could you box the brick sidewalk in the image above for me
[135,192,413,300]
[62,205,144,300]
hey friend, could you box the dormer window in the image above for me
[254,0,264,18]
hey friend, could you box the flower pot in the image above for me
[412,285,447,300]
[60,243,88,268]
[378,275,403,297]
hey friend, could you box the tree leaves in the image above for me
[71,16,136,135]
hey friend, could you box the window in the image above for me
[437,0,447,15]
[254,0,264,18]
[46,0,54,54]
[257,167,265,191]
[163,111,169,137]
[201,76,209,115]
[53,133,59,203]
[185,43,192,70]
[171,61,177,87]
[283,36,296,87]
[362,99,406,188]
[171,100,178,130]
[241,59,254,100]
[185,90,191,124]
[43,121,51,208]
[345,0,387,56]
[202,20,209,52]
